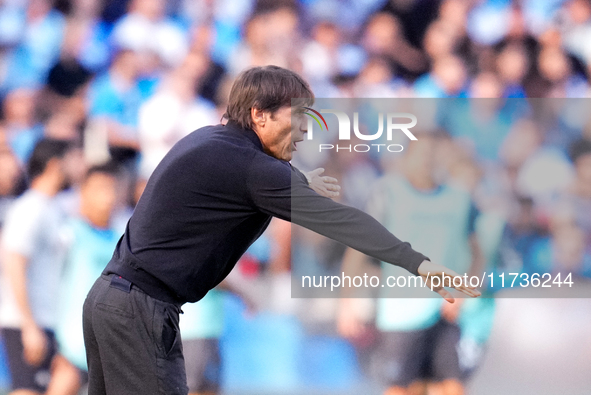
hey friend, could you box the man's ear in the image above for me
[251,108,266,128]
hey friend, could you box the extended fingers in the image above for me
[424,274,481,300]
[436,288,455,304]
[454,284,481,298]
[435,272,481,298]
[321,177,340,196]
[310,168,325,177]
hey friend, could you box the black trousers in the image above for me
[83,274,188,395]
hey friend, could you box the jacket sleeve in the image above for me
[246,156,428,275]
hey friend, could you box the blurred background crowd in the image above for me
[0,0,591,394]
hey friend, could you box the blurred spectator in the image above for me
[354,56,402,97]
[553,223,591,277]
[467,1,522,46]
[0,0,65,91]
[0,147,22,231]
[111,0,189,69]
[1,87,44,164]
[362,12,428,81]
[300,21,344,83]
[339,134,484,395]
[180,277,258,395]
[52,163,120,395]
[564,138,591,238]
[138,51,218,176]
[189,24,228,106]
[44,110,83,142]
[43,11,98,108]
[500,119,543,188]
[560,0,591,66]
[414,55,467,97]
[495,43,530,97]
[422,19,461,63]
[87,49,142,164]
[469,72,504,98]
[228,3,300,75]
[0,139,71,395]
[380,0,442,51]
[537,46,588,97]
[514,135,575,204]
[299,19,366,86]
[181,0,254,66]
[528,218,591,278]
[180,290,226,395]
[65,0,111,72]
[46,29,92,100]
[438,0,470,37]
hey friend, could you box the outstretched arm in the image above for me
[289,166,427,276]
[247,158,480,299]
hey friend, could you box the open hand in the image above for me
[417,260,481,303]
[305,168,340,198]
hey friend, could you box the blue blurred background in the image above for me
[0,0,591,394]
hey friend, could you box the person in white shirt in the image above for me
[0,139,71,395]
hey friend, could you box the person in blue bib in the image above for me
[178,290,224,395]
[52,163,121,395]
[339,132,487,395]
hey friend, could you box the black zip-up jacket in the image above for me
[104,121,428,304]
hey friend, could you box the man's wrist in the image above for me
[417,259,432,277]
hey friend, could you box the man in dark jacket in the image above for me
[82,65,479,395]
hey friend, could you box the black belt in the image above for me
[108,274,184,313]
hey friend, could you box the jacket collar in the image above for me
[225,120,264,151]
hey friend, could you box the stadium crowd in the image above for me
[0,0,591,394]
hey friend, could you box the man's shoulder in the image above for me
[245,152,293,192]
[8,191,48,215]
[154,124,268,183]
[2,191,50,244]
[248,150,291,173]
[173,124,267,162]
[182,123,251,146]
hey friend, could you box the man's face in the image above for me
[45,156,70,192]
[403,135,437,179]
[81,172,117,224]
[255,106,307,161]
